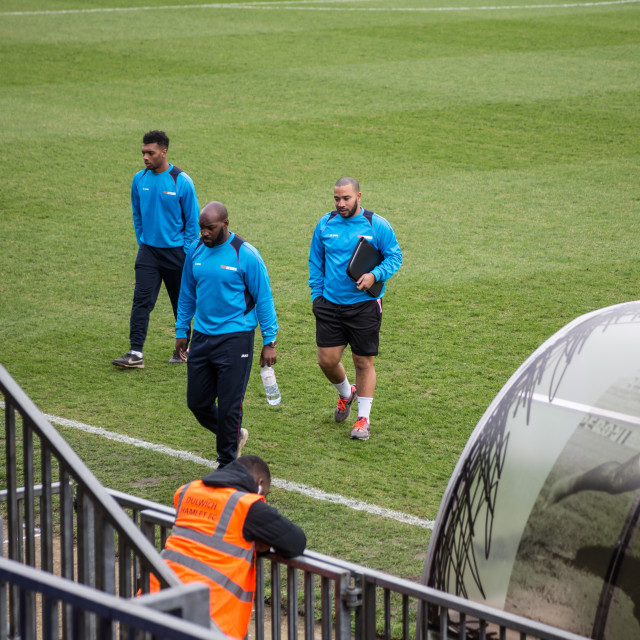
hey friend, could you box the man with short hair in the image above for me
[149,455,306,639]
[308,177,402,440]
[175,201,278,467]
[113,130,200,369]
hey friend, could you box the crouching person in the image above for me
[149,455,306,638]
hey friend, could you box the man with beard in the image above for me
[113,130,200,369]
[308,177,402,441]
[175,202,278,467]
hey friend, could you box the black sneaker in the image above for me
[112,351,144,369]
[167,350,185,364]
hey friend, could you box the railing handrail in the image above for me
[306,550,590,640]
[127,498,590,640]
[0,556,219,639]
[0,363,179,588]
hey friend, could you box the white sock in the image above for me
[357,397,373,421]
[333,378,352,398]
[130,350,143,358]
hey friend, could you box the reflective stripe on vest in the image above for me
[161,548,253,602]
[152,481,264,639]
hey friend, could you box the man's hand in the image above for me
[356,272,376,291]
[260,345,277,367]
[255,541,271,554]
[175,338,188,362]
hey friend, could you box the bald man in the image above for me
[175,202,278,467]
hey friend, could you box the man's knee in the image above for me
[187,386,212,415]
[317,347,344,370]
[352,354,375,372]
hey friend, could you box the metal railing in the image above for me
[1,363,593,640]
[0,364,213,639]
[0,555,215,640]
[135,505,591,640]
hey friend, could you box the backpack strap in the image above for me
[230,235,256,315]
[169,166,186,231]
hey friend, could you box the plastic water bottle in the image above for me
[260,365,281,406]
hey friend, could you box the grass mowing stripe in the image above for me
[3,0,638,17]
[0,403,434,530]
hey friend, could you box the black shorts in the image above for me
[313,296,382,356]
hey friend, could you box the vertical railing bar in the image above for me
[384,588,391,640]
[139,519,156,596]
[42,595,56,640]
[460,611,466,640]
[119,533,132,598]
[17,500,24,565]
[401,594,409,640]
[98,516,116,596]
[41,445,59,638]
[304,570,315,640]
[362,576,377,640]
[271,559,282,640]
[287,565,298,640]
[0,516,6,634]
[23,424,35,568]
[132,509,142,598]
[118,532,132,640]
[78,484,97,640]
[320,576,331,640]
[335,572,350,640]
[60,469,74,637]
[98,612,114,640]
[41,446,53,573]
[254,556,265,640]
[22,421,37,638]
[5,401,19,636]
[440,605,448,640]
[421,600,430,640]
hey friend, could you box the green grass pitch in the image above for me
[1,0,639,580]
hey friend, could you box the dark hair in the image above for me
[335,176,360,192]
[237,455,271,483]
[142,130,169,149]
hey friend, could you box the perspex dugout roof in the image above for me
[423,301,640,639]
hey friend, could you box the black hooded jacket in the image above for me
[201,461,306,558]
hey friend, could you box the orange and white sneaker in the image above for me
[350,417,370,440]
[334,385,357,423]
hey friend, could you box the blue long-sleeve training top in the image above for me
[175,232,278,345]
[308,207,402,305]
[131,164,200,251]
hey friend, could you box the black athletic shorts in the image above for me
[313,296,382,356]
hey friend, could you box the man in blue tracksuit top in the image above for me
[309,177,402,441]
[113,130,200,369]
[175,201,278,467]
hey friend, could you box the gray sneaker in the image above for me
[168,350,185,364]
[350,417,370,440]
[334,385,357,423]
[112,352,144,369]
[237,428,249,458]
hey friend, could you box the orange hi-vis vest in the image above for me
[149,480,265,639]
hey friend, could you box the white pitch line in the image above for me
[0,403,433,529]
[2,0,638,16]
